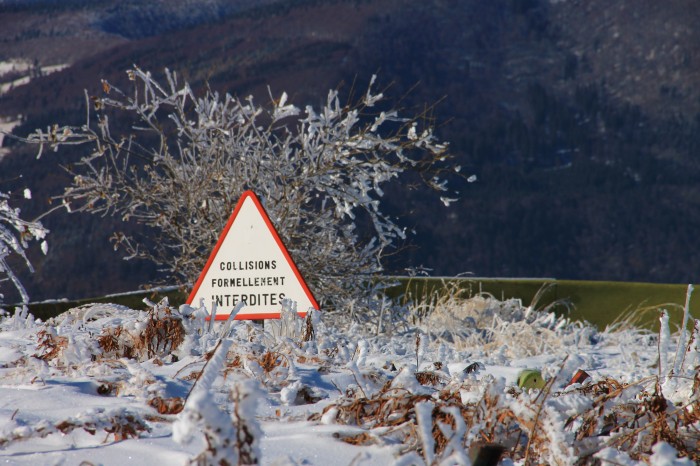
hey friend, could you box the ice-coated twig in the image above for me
[672,284,693,375]
[0,191,48,308]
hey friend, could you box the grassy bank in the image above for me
[18,278,698,331]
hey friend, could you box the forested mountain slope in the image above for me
[1,0,699,301]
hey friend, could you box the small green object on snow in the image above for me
[517,369,546,390]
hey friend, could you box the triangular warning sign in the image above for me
[187,190,319,320]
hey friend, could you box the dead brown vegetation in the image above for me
[34,329,68,361]
[415,371,443,386]
[97,307,185,361]
[258,351,284,374]
[148,396,184,415]
[0,409,150,448]
[315,369,700,464]
[568,379,700,463]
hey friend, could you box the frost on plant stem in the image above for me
[658,310,671,380]
[174,338,263,465]
[0,190,48,308]
[18,66,456,309]
[414,401,435,465]
[672,284,693,376]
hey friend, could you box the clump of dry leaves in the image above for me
[97,304,185,361]
[34,329,68,361]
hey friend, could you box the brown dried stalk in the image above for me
[35,330,68,361]
[301,311,315,342]
[139,313,185,359]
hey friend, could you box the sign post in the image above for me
[187,190,319,320]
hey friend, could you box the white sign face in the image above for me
[187,190,319,320]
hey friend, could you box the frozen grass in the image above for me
[0,291,698,465]
[402,282,596,359]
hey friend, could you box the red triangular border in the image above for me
[186,190,320,320]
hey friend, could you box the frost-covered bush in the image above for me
[0,189,48,308]
[21,67,455,308]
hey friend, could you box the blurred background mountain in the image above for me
[1,0,700,302]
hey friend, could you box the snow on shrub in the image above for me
[0,189,47,309]
[19,67,457,309]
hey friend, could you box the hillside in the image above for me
[1,0,700,302]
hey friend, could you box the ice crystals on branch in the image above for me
[440,197,458,207]
[0,191,48,307]
[363,75,383,107]
[19,66,456,308]
[271,91,300,121]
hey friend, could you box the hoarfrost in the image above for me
[0,190,48,306]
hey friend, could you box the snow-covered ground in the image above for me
[0,294,697,465]
[0,59,68,96]
[0,58,68,161]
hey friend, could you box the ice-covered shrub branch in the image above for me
[20,67,455,307]
[0,189,48,307]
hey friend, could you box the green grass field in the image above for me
[22,278,698,331]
